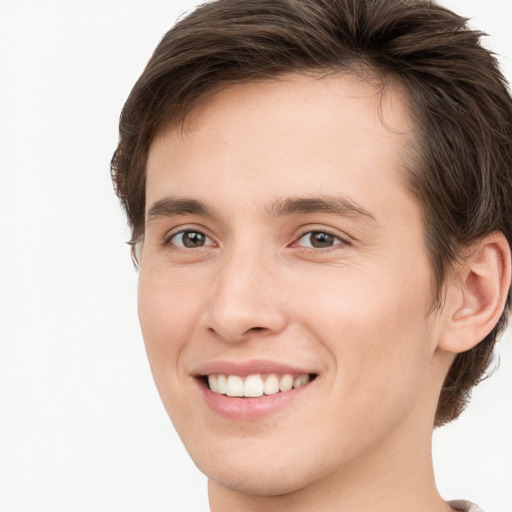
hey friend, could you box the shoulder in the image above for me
[450,500,486,512]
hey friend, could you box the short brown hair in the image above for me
[111,0,512,426]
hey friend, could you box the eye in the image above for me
[295,230,345,249]
[167,230,214,249]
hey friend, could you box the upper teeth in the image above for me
[208,373,310,397]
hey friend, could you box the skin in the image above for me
[138,74,505,512]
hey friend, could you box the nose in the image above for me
[205,250,288,343]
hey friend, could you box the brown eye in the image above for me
[296,231,342,249]
[169,230,212,248]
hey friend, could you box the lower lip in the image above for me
[198,380,312,421]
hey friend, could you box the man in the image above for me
[111,0,512,510]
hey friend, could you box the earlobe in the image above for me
[439,232,511,354]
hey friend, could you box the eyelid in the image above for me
[290,227,352,249]
[163,226,217,248]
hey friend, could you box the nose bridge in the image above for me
[206,242,286,342]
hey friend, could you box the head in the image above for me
[112,0,512,428]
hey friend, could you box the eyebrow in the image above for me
[266,195,378,223]
[146,194,377,225]
[146,197,215,225]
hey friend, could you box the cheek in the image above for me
[137,268,202,377]
[137,268,209,432]
[301,262,435,412]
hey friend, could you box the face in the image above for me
[139,74,447,497]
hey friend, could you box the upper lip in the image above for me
[192,359,317,377]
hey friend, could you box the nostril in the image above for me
[242,327,267,336]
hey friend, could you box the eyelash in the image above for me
[292,229,349,251]
[163,227,349,253]
[164,229,215,250]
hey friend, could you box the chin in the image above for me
[203,460,315,497]
[187,437,328,497]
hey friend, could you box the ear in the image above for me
[438,232,511,354]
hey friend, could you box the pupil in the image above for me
[311,231,334,248]
[183,231,205,248]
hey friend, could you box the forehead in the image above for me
[146,73,417,218]
[175,72,413,140]
[169,72,415,148]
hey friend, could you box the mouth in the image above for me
[193,360,318,420]
[202,372,317,398]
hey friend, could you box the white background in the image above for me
[0,1,510,511]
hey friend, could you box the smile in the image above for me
[207,373,311,397]
[194,360,318,420]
